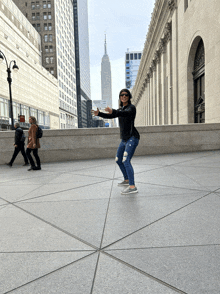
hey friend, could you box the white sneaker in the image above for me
[121,187,138,195]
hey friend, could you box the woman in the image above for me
[92,89,140,194]
[26,116,41,171]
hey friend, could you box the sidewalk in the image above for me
[1,150,220,294]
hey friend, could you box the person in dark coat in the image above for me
[92,88,140,195]
[6,122,29,167]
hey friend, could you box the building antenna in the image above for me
[104,33,107,55]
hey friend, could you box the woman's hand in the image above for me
[33,144,37,149]
[91,108,99,116]
[105,107,112,114]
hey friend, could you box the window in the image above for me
[45,46,49,52]
[36,1,40,9]
[49,34,52,42]
[44,23,47,30]
[50,68,54,75]
[43,12,47,19]
[50,57,54,63]
[138,53,142,59]
[46,57,49,64]
[43,1,46,8]
[31,2,35,9]
[134,53,137,60]
[44,34,48,42]
[32,13,35,20]
[48,1,51,8]
[48,23,52,30]
[48,12,52,19]
[130,54,133,60]
[36,12,40,20]
[36,23,40,32]
[49,45,53,52]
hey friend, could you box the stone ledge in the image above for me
[1,123,220,164]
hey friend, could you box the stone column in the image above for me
[149,70,154,125]
[151,61,156,125]
[165,23,173,125]
[155,51,161,125]
[159,39,166,125]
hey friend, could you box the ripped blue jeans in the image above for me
[115,136,139,186]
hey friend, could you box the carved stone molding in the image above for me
[164,22,172,43]
[151,60,156,72]
[159,39,166,54]
[154,50,161,64]
[168,0,177,11]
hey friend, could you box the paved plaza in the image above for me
[1,150,220,293]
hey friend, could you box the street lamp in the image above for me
[0,50,19,130]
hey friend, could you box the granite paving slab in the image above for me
[17,198,110,248]
[0,198,8,206]
[107,193,220,250]
[136,166,208,190]
[19,175,110,200]
[92,253,178,294]
[101,192,208,248]
[9,252,98,294]
[0,185,43,203]
[111,179,209,199]
[71,164,117,179]
[0,205,93,252]
[19,180,114,203]
[0,251,94,294]
[106,245,220,294]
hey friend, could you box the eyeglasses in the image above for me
[120,93,129,97]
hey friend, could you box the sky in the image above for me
[88,0,155,109]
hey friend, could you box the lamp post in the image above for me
[0,50,19,130]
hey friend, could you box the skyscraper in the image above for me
[73,0,92,128]
[125,50,142,89]
[101,35,112,108]
[12,0,77,129]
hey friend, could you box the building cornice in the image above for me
[132,0,177,106]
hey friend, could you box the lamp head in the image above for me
[12,61,19,72]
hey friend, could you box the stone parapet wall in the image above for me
[1,123,220,165]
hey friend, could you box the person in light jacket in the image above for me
[26,116,41,171]
[6,122,29,167]
[92,88,140,195]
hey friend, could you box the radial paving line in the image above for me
[2,200,100,251]
[102,251,187,293]
[11,178,113,204]
[3,251,96,294]
[90,165,117,294]
[101,191,213,251]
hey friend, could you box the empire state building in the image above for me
[101,35,112,108]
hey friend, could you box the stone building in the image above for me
[12,0,77,129]
[0,0,59,129]
[132,0,220,126]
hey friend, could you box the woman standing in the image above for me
[92,89,140,194]
[26,116,41,171]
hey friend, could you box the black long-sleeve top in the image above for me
[98,104,140,141]
[14,127,24,145]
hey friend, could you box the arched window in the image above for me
[193,39,205,123]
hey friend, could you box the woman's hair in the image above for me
[119,88,132,107]
[29,116,38,125]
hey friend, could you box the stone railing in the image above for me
[1,123,220,165]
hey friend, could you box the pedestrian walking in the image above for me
[92,89,140,194]
[6,122,29,167]
[26,116,41,171]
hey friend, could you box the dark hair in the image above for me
[119,89,132,107]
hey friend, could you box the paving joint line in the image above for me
[90,166,117,294]
[102,251,187,293]
[101,191,214,251]
[3,251,97,294]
